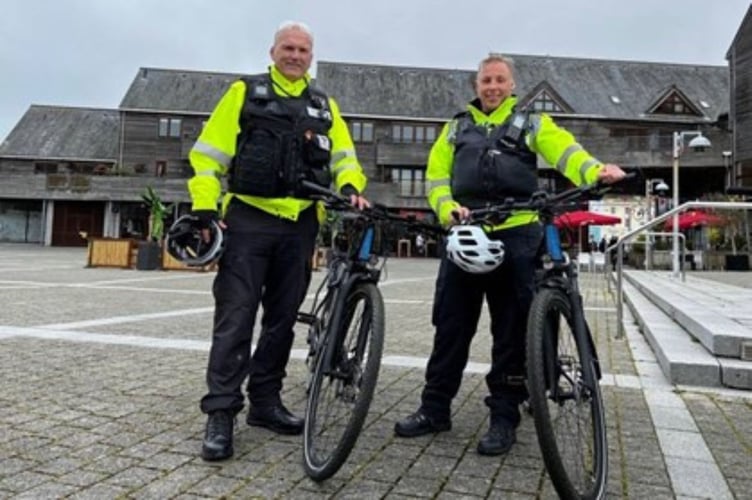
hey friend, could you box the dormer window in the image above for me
[530,90,565,113]
[655,94,694,115]
[648,88,702,117]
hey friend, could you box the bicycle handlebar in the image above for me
[299,180,445,236]
[466,172,636,223]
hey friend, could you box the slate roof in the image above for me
[0,105,119,161]
[119,67,245,113]
[315,55,729,123]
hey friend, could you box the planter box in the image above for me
[725,254,750,271]
[87,238,136,268]
[136,241,162,270]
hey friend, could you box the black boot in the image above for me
[202,410,234,461]
[247,403,304,435]
[394,410,451,438]
[477,419,516,456]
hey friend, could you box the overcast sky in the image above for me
[1,0,750,142]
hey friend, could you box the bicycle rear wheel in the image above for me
[526,288,608,500]
[303,282,385,481]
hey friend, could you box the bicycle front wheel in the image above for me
[526,288,608,500]
[303,282,385,481]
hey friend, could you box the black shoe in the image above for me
[477,420,516,456]
[202,410,234,461]
[247,404,304,435]
[394,410,451,438]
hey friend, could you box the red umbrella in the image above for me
[554,210,622,229]
[664,211,724,231]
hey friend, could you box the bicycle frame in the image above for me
[297,179,443,383]
[536,211,601,394]
[315,220,382,379]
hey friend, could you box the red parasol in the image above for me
[554,210,622,229]
[663,211,724,231]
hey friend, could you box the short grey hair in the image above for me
[478,53,516,78]
[274,20,314,45]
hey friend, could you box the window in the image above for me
[388,167,426,197]
[653,93,697,116]
[392,124,437,143]
[34,162,58,174]
[530,91,564,113]
[158,117,182,138]
[350,121,374,142]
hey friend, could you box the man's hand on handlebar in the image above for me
[597,163,627,184]
[350,194,371,210]
[450,206,471,224]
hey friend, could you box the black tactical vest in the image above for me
[229,73,333,198]
[450,109,538,208]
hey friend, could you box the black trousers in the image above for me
[200,200,318,414]
[420,223,542,427]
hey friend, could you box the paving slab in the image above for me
[0,244,750,498]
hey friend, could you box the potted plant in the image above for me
[136,185,171,270]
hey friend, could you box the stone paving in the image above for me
[0,243,751,499]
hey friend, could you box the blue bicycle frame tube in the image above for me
[545,224,564,262]
[358,226,374,261]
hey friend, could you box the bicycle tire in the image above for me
[526,287,608,500]
[303,282,385,481]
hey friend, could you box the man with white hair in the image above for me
[189,20,368,461]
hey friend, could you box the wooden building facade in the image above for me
[728,4,752,188]
[0,51,742,245]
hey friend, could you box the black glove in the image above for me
[339,184,358,198]
[191,210,218,230]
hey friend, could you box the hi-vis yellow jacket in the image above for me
[188,65,367,222]
[426,96,604,229]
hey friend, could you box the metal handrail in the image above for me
[604,233,687,291]
[605,232,686,284]
[608,200,752,338]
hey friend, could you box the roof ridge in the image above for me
[135,66,248,77]
[318,53,726,71]
[29,104,118,113]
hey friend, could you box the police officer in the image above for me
[190,21,369,461]
[394,53,625,455]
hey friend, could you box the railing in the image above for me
[607,200,752,338]
[609,232,687,281]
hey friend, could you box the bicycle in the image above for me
[296,180,443,481]
[466,176,631,500]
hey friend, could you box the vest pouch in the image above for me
[302,132,331,167]
[489,150,538,199]
[230,128,284,197]
[292,132,332,196]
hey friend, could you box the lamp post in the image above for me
[671,130,712,277]
[722,151,732,187]
[645,178,669,219]
[644,178,668,269]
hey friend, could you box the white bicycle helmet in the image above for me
[446,225,505,274]
[165,214,225,267]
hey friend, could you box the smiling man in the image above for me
[394,53,625,456]
[188,20,368,461]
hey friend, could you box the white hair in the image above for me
[274,20,314,45]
